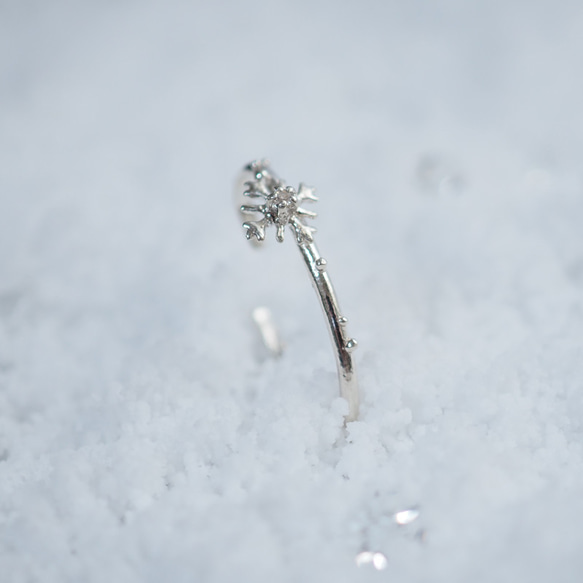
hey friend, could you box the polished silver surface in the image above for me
[252,306,284,357]
[236,159,360,422]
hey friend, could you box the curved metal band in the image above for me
[235,161,359,422]
[296,241,359,421]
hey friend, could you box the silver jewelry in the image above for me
[235,160,359,422]
[251,306,284,358]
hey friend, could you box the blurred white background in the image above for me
[1,1,583,581]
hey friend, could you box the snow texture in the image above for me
[1,1,583,581]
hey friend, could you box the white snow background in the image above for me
[2,1,583,581]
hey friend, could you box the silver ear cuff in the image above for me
[235,159,359,422]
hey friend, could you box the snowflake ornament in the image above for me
[240,160,318,243]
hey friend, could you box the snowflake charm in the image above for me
[240,160,318,243]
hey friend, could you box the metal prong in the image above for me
[240,205,262,214]
[297,207,318,219]
[276,224,285,242]
[298,183,318,202]
[243,221,265,241]
[252,307,284,357]
[290,217,316,243]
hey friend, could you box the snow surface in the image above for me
[2,1,583,581]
